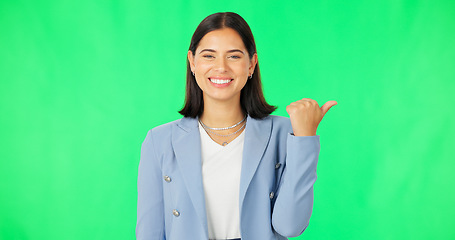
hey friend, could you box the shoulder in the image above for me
[266,115,293,132]
[150,119,181,135]
[143,117,198,141]
[267,115,291,125]
[249,114,293,138]
[142,118,189,144]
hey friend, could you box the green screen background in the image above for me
[1,0,454,239]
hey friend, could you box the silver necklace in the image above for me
[202,122,246,137]
[199,115,247,131]
[201,126,239,146]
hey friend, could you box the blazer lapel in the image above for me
[239,115,272,213]
[172,117,208,238]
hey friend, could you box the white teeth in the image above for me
[210,78,232,84]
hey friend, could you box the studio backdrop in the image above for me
[1,0,454,239]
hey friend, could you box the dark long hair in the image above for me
[179,12,276,119]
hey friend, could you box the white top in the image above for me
[198,122,245,240]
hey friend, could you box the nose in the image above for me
[214,56,228,72]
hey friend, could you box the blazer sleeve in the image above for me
[271,134,320,237]
[136,129,165,240]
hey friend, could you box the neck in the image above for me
[200,97,245,128]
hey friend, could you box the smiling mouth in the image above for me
[209,78,233,84]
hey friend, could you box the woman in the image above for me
[136,12,337,240]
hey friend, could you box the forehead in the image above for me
[197,28,246,51]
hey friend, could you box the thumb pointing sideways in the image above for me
[321,101,338,118]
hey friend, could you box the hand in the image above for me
[286,98,337,136]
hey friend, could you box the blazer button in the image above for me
[275,163,281,169]
[269,191,275,199]
[172,209,180,217]
[164,175,171,182]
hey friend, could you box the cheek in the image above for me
[234,63,249,75]
[195,62,212,73]
[240,60,251,71]
[194,78,206,91]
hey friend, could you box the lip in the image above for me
[208,77,233,88]
[209,76,233,80]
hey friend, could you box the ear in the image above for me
[188,50,195,72]
[249,53,258,75]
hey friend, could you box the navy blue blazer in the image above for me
[136,115,320,240]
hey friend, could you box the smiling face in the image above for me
[188,28,257,104]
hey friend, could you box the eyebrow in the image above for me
[199,49,245,55]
